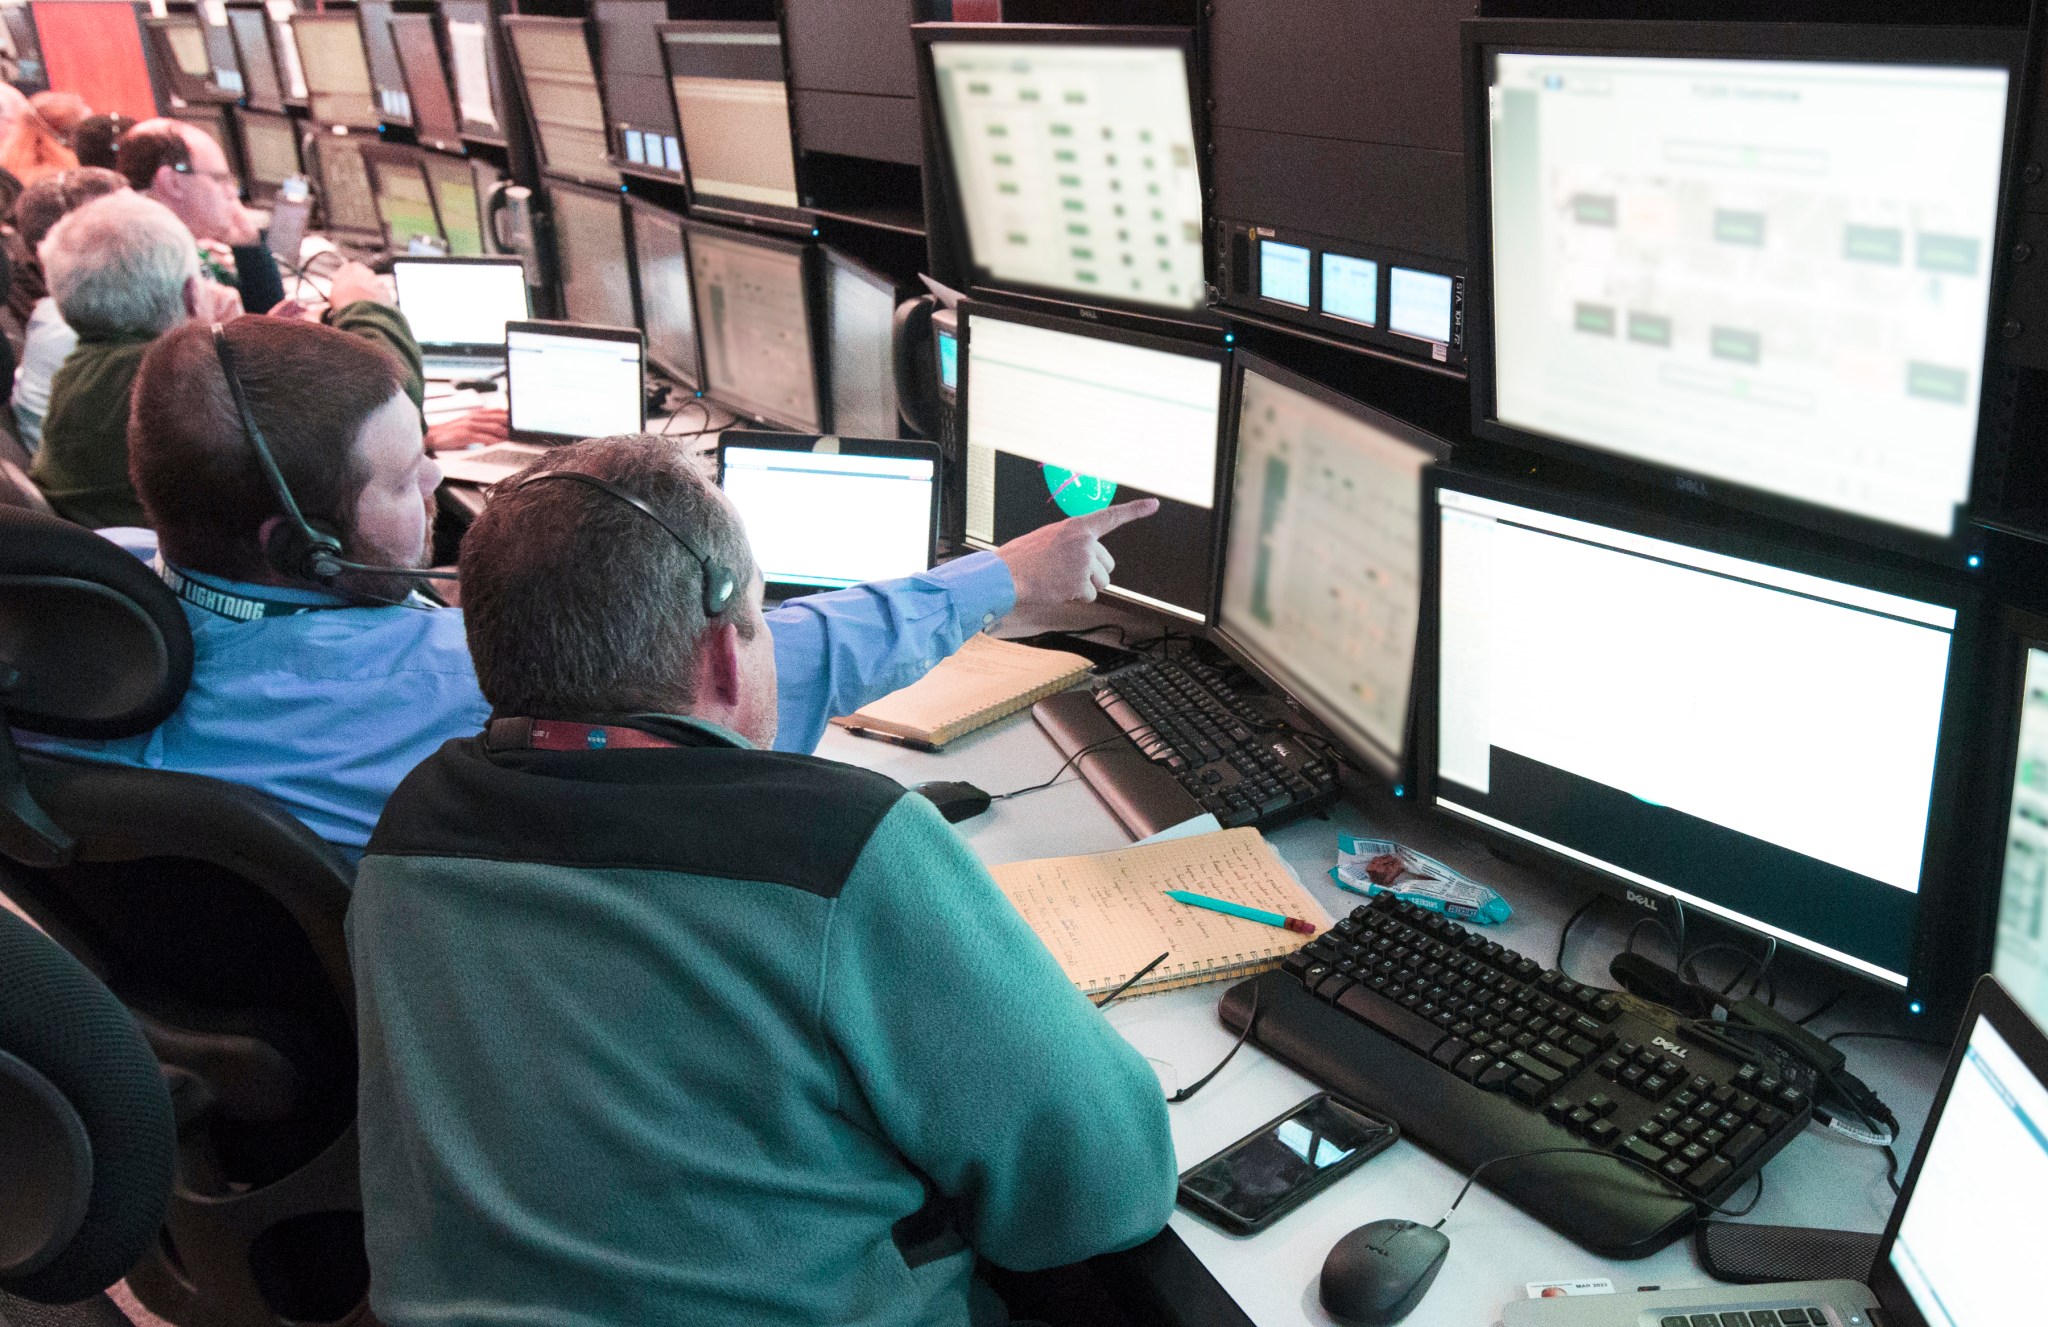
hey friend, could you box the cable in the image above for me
[1167,983,1260,1104]
[1793,989,1846,1026]
[1433,1147,1764,1230]
[991,735,1126,801]
[1093,952,1168,1010]
[1555,896,1598,974]
[1823,1030,1947,1050]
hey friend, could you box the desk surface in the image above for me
[813,604,1946,1327]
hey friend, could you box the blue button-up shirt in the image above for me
[26,540,1017,856]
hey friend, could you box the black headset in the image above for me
[211,322,456,587]
[509,470,737,617]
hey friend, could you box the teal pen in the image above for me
[1166,889,1318,935]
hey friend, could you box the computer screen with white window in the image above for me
[1995,644,2048,1030]
[721,445,934,590]
[1217,362,1435,778]
[690,226,820,431]
[1484,48,2011,537]
[507,326,644,442]
[1433,475,1958,986]
[963,307,1223,621]
[393,259,530,352]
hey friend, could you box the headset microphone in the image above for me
[211,322,457,588]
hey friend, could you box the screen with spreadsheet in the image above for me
[547,183,635,330]
[1433,475,1960,986]
[721,445,934,590]
[963,307,1223,621]
[690,226,820,431]
[1995,644,2048,1030]
[293,13,379,128]
[1217,362,1435,777]
[507,325,644,441]
[928,35,1206,312]
[661,22,799,212]
[1483,46,2012,537]
[504,19,617,184]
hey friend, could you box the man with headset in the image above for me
[28,315,1154,857]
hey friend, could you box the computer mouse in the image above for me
[1318,1218,1450,1327]
[911,780,993,824]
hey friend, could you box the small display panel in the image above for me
[1321,254,1379,326]
[1259,241,1310,307]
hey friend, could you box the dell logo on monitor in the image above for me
[1627,890,1659,911]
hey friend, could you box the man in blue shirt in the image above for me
[32,315,1154,856]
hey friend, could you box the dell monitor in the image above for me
[1469,21,2023,547]
[718,434,940,597]
[502,16,617,187]
[546,180,635,330]
[238,109,302,202]
[921,25,1208,320]
[961,302,1226,621]
[658,21,800,221]
[292,11,379,129]
[363,145,445,252]
[1426,468,1975,1003]
[390,14,459,152]
[438,0,502,143]
[423,153,487,257]
[229,7,285,112]
[147,14,218,103]
[1989,614,2048,1029]
[626,197,700,388]
[1215,354,1442,780]
[356,0,410,123]
[688,223,821,431]
[309,131,384,247]
[506,320,645,445]
[823,247,901,439]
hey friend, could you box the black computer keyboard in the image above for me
[1220,894,1813,1258]
[1032,657,1339,839]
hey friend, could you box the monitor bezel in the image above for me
[914,22,1221,339]
[715,430,943,601]
[1461,18,2028,567]
[389,13,462,153]
[819,244,908,440]
[306,129,386,249]
[1866,976,2048,1327]
[354,0,412,128]
[391,255,530,356]
[359,140,446,254]
[682,217,826,433]
[1415,462,1989,1011]
[234,107,302,203]
[543,177,636,330]
[501,14,620,190]
[144,14,225,105]
[1206,348,1448,785]
[226,6,287,113]
[956,296,1233,626]
[504,317,647,447]
[623,194,702,391]
[290,10,381,130]
[655,18,810,234]
[437,0,505,146]
[1971,606,2048,1015]
[420,151,489,257]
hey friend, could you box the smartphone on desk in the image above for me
[1177,1092,1397,1235]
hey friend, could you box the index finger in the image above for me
[1073,497,1160,537]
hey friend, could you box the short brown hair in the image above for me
[16,166,125,250]
[113,124,189,192]
[130,317,411,579]
[460,437,758,718]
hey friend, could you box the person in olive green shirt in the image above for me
[32,190,425,528]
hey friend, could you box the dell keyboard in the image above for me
[1220,894,1813,1257]
[1032,657,1339,839]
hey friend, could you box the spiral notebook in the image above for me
[834,633,1092,748]
[990,828,1330,999]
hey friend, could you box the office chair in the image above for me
[0,508,371,1327]
[0,905,175,1327]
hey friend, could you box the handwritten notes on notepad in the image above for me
[990,828,1331,998]
[835,634,1092,748]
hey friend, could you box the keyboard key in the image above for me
[1723,1125,1766,1163]
[1567,1106,1597,1133]
[1431,1039,1468,1068]
[1662,1317,1690,1327]
[1587,1118,1620,1145]
[1543,1097,1574,1121]
[1748,1313,1779,1327]
[1622,1136,1668,1166]
[1691,1312,1719,1326]
[1508,1051,1563,1084]
[1335,982,1447,1057]
[1720,1314,1751,1327]
[1455,1050,1492,1081]
[1533,1041,1578,1072]
[1508,1073,1548,1104]
[1477,1060,1518,1091]
[1662,1156,1690,1180]
[1586,1093,1616,1117]
[1777,1312,1807,1326]
[1686,1157,1733,1192]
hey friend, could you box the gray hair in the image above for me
[459,436,760,718]
[40,191,197,339]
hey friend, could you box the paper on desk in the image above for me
[991,827,1330,999]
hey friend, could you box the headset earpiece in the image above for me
[262,518,346,584]
[511,469,738,617]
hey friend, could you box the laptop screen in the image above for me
[507,326,644,443]
[393,261,531,351]
[721,444,933,590]
[1887,1014,2046,1324]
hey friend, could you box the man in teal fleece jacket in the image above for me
[349,435,1178,1326]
